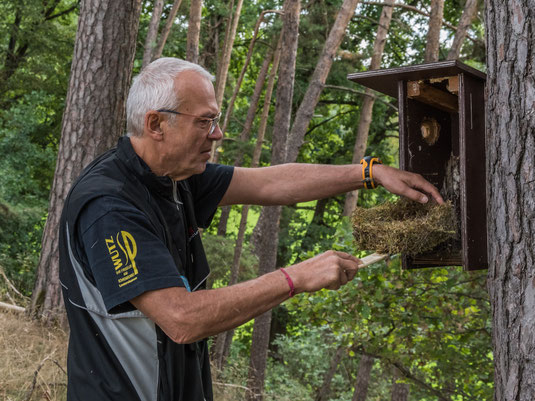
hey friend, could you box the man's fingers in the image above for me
[412,177,444,205]
[333,251,361,264]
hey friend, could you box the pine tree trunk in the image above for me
[213,44,281,370]
[424,0,444,62]
[153,0,184,60]
[315,346,345,401]
[216,45,275,236]
[215,0,243,108]
[209,0,245,162]
[286,0,361,163]
[391,366,409,401]
[142,0,165,68]
[29,0,142,323]
[186,0,202,63]
[212,10,283,164]
[246,2,300,400]
[342,0,394,217]
[486,1,535,400]
[446,0,479,60]
[351,354,374,401]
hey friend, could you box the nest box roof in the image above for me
[347,60,486,98]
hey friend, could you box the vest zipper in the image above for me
[172,179,183,212]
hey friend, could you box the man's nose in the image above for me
[209,124,223,140]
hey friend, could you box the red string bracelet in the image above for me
[279,268,295,298]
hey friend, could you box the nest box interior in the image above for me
[348,60,488,271]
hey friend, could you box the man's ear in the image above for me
[144,111,164,141]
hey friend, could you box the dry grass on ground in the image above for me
[0,309,255,401]
[0,311,68,401]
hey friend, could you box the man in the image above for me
[59,57,443,401]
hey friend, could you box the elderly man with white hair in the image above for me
[59,57,443,401]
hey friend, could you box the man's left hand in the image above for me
[373,164,444,204]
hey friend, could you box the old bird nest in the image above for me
[351,198,456,255]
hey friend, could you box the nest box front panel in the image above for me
[347,61,488,271]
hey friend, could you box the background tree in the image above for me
[342,0,395,216]
[142,0,165,68]
[486,0,535,399]
[246,2,301,399]
[30,0,142,322]
[424,0,445,62]
[186,0,203,63]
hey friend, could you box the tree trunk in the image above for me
[142,0,165,68]
[216,44,275,236]
[486,1,535,400]
[286,0,361,164]
[446,0,479,60]
[213,43,281,370]
[212,10,283,164]
[153,0,184,60]
[29,0,142,323]
[315,346,345,401]
[246,2,300,400]
[391,366,410,401]
[216,37,279,235]
[424,0,444,62]
[342,0,394,217]
[215,0,243,108]
[351,354,374,401]
[186,0,202,63]
[209,0,245,162]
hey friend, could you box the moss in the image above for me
[351,199,456,255]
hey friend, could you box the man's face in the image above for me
[158,70,222,180]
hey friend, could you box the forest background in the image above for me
[0,0,494,400]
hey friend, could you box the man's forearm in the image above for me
[132,269,290,344]
[222,163,364,206]
[131,250,363,344]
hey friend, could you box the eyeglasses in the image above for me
[157,109,221,137]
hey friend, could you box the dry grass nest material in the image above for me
[352,198,456,255]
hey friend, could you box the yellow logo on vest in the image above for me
[105,231,139,287]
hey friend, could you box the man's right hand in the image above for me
[283,250,363,294]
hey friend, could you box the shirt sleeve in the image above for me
[77,196,184,314]
[188,163,234,228]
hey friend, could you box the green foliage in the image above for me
[0,0,491,398]
[202,233,258,288]
[0,202,44,297]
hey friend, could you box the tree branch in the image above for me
[360,1,480,44]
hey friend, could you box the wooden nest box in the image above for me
[348,60,487,271]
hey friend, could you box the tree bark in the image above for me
[186,0,202,63]
[142,0,165,68]
[391,366,410,401]
[315,346,345,401]
[246,2,300,400]
[424,0,445,62]
[214,0,243,109]
[446,0,479,60]
[342,0,394,217]
[209,0,246,162]
[486,1,535,400]
[351,354,374,401]
[285,0,361,164]
[29,0,142,323]
[215,42,275,236]
[212,47,279,368]
[153,0,184,60]
[211,10,283,164]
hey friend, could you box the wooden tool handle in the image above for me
[359,253,388,268]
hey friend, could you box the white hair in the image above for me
[126,58,214,137]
